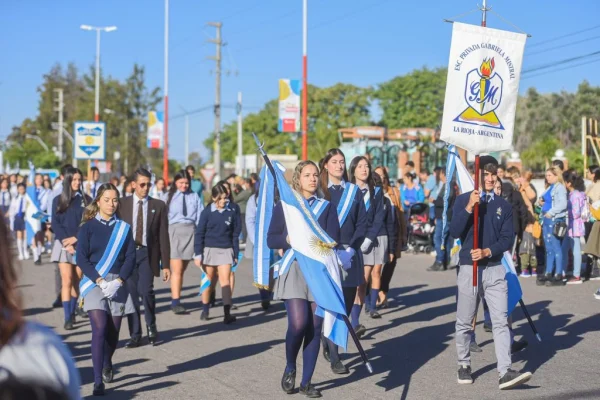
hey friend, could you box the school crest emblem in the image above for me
[497,207,502,216]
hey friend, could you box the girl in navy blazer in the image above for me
[194,183,241,324]
[318,148,367,375]
[268,160,340,398]
[50,167,91,330]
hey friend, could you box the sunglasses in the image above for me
[138,182,153,188]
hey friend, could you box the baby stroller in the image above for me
[407,203,435,254]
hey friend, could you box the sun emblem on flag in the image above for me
[454,57,505,130]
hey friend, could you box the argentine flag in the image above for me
[25,162,43,246]
[266,163,349,349]
[443,145,523,315]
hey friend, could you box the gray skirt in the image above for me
[169,223,195,260]
[83,273,135,316]
[362,235,389,266]
[203,247,234,266]
[273,261,314,302]
[50,240,76,264]
[340,245,365,287]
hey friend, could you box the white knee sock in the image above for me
[33,246,39,262]
[22,239,29,259]
[16,238,24,257]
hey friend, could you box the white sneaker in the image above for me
[24,252,30,260]
[17,254,23,261]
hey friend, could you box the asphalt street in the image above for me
[18,252,600,399]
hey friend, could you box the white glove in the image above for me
[360,238,373,253]
[98,279,109,291]
[336,248,356,270]
[101,279,122,299]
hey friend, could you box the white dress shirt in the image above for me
[132,194,148,246]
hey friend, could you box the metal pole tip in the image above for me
[365,362,373,374]
[536,333,542,342]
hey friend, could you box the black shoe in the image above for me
[499,369,532,389]
[483,322,492,333]
[92,382,105,396]
[330,360,349,375]
[469,341,482,353]
[101,367,113,383]
[64,319,75,331]
[171,304,187,314]
[427,262,443,271]
[354,324,367,338]
[299,382,322,398]
[52,295,61,308]
[261,300,271,311]
[34,259,42,265]
[147,325,158,346]
[457,365,473,384]
[125,337,141,349]
[511,339,528,354]
[200,310,209,321]
[281,368,296,394]
[223,314,237,324]
[76,307,88,319]
[545,276,565,287]
[369,311,381,319]
[231,304,238,310]
[536,274,551,286]
[322,337,330,363]
[364,306,370,315]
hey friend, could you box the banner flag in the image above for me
[278,79,301,133]
[147,111,164,149]
[440,22,527,155]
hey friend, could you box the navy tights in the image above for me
[284,299,323,387]
[88,310,123,386]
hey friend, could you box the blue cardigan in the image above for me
[449,191,514,267]
[76,218,136,282]
[328,186,367,250]
[51,194,91,242]
[194,203,242,257]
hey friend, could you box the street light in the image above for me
[24,133,49,152]
[80,24,117,122]
[104,108,129,174]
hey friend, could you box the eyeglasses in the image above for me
[139,182,153,188]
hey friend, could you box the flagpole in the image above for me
[519,299,542,342]
[472,0,489,295]
[301,0,308,161]
[252,133,373,374]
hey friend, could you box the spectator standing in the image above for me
[400,173,425,212]
[186,165,205,205]
[564,171,588,284]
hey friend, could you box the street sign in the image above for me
[74,121,106,160]
[200,168,216,186]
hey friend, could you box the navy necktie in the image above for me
[331,185,341,191]
[361,188,368,195]
[182,193,188,217]
[308,197,316,207]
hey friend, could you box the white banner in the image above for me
[440,22,527,155]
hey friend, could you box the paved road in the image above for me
[18,253,600,399]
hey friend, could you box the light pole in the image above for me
[25,132,49,152]
[80,24,117,122]
[104,108,129,175]
[179,105,189,167]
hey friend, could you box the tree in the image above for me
[375,67,447,129]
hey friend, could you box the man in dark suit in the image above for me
[118,168,171,347]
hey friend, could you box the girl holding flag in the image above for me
[76,183,136,396]
[349,156,387,321]
[194,183,240,324]
[9,183,28,260]
[166,170,204,314]
[318,149,367,375]
[51,167,91,330]
[269,160,346,397]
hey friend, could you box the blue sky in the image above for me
[1,0,599,162]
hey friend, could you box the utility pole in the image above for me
[236,91,243,176]
[179,106,190,166]
[53,88,64,161]
[207,22,222,180]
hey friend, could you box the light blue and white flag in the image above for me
[443,145,522,315]
[25,162,43,246]
[269,163,349,349]
[199,267,211,295]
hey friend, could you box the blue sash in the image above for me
[79,220,130,297]
[337,183,357,227]
[363,186,381,211]
[274,198,329,278]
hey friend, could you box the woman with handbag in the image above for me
[537,167,568,287]
[564,171,588,284]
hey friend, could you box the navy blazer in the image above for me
[328,186,367,250]
[51,194,91,242]
[267,201,340,251]
[449,191,514,267]
[364,188,386,244]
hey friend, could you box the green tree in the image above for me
[375,67,447,128]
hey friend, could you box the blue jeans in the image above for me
[543,217,565,276]
[568,236,584,278]
[434,218,452,265]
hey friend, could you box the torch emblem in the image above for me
[454,57,504,129]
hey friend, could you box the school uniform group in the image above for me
[8,150,596,397]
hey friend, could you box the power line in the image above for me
[226,9,298,37]
[521,58,600,81]
[527,34,600,56]
[522,49,600,74]
[528,24,600,48]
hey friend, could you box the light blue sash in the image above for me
[363,186,381,211]
[337,183,357,227]
[79,220,130,297]
[274,198,329,278]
